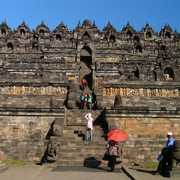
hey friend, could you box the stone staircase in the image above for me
[49,108,109,167]
[75,61,95,109]
[79,61,92,91]
[44,61,108,167]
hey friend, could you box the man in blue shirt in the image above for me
[154,132,175,175]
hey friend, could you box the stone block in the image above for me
[0,151,5,164]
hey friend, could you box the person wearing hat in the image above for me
[154,132,175,175]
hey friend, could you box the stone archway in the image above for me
[80,45,93,90]
[164,67,174,80]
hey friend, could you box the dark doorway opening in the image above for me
[80,45,93,90]
[80,56,92,89]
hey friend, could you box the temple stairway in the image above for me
[49,109,110,167]
[79,60,92,92]
[74,60,94,109]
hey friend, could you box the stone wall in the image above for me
[122,140,165,164]
[0,115,55,161]
[106,107,180,164]
[101,84,180,108]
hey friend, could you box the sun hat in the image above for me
[167,132,173,136]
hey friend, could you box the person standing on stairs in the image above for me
[81,78,88,90]
[80,92,85,109]
[84,94,88,109]
[85,113,93,141]
[87,94,92,110]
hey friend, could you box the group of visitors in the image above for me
[80,92,93,110]
[79,78,96,110]
[79,78,94,110]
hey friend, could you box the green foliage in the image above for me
[2,159,27,166]
[144,162,158,169]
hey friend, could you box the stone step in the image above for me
[0,163,9,174]
[66,110,103,126]
[66,109,102,115]
[58,152,106,159]
[63,129,106,136]
[56,148,106,159]
[54,159,108,167]
[58,140,108,146]
[61,133,106,140]
[60,126,107,141]
[64,125,104,130]
[57,136,105,142]
[59,145,106,151]
[57,152,105,159]
[49,107,108,167]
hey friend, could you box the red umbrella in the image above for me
[107,130,128,142]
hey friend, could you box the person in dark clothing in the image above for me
[106,140,119,172]
[80,92,85,109]
[154,132,175,175]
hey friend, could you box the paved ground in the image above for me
[123,165,180,180]
[0,163,180,180]
[0,164,130,180]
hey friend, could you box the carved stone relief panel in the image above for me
[102,87,180,97]
[0,86,67,95]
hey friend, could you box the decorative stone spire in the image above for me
[17,21,30,31]
[54,21,68,32]
[36,21,50,31]
[0,20,11,30]
[102,21,116,33]
[82,19,91,28]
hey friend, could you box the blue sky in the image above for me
[0,0,180,32]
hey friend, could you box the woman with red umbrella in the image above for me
[106,140,119,172]
[106,130,128,172]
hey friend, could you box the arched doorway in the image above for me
[164,67,174,80]
[80,45,93,90]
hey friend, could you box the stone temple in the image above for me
[0,19,180,167]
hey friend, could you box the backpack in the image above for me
[108,146,118,156]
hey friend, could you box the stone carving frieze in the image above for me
[102,87,180,97]
[0,86,67,95]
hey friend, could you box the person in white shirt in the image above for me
[85,113,93,141]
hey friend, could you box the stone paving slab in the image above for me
[1,163,179,180]
[122,165,180,180]
[0,163,9,174]
[0,164,130,180]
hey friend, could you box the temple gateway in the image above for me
[0,20,180,167]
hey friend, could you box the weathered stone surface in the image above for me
[0,20,180,165]
[0,151,5,164]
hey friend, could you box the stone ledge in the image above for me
[0,163,9,174]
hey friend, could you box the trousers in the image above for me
[86,129,92,141]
